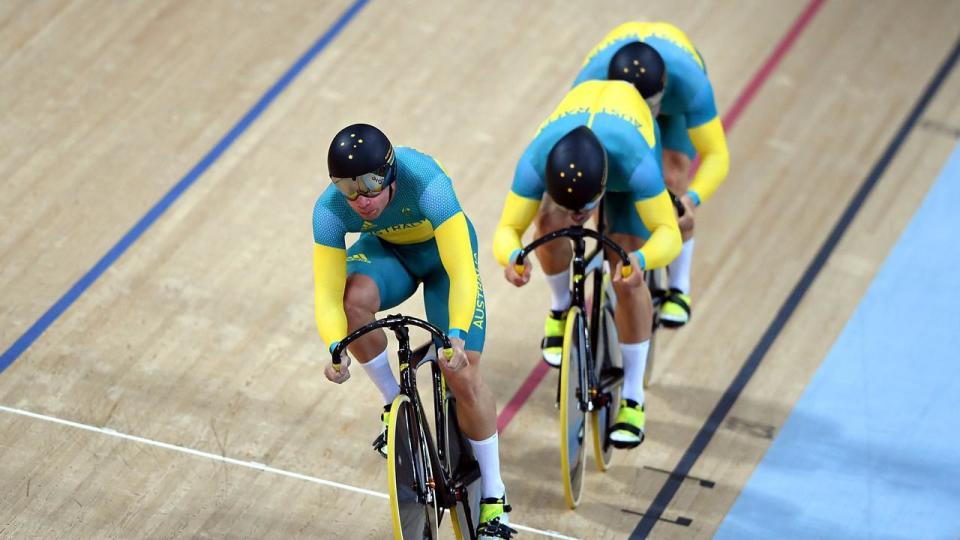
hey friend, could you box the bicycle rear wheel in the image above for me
[387,394,441,539]
[559,306,587,509]
[591,304,622,472]
[438,378,481,539]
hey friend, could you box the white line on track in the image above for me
[0,404,579,540]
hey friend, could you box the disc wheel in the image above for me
[440,384,481,539]
[387,394,440,539]
[559,306,587,509]
[591,304,622,472]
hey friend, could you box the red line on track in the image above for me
[497,362,551,434]
[495,0,826,434]
[723,0,825,130]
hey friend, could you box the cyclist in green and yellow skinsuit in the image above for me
[313,124,514,539]
[576,22,731,327]
[493,81,681,448]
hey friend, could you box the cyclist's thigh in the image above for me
[604,191,654,243]
[422,222,486,353]
[346,234,418,311]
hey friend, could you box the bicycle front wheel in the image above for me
[387,394,440,539]
[559,306,587,509]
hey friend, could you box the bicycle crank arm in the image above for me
[598,366,625,391]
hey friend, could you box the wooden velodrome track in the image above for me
[2,1,959,538]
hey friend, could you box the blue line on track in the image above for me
[0,0,369,374]
[630,35,960,539]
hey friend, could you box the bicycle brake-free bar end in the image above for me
[621,265,633,278]
[331,348,343,371]
[513,263,525,275]
[443,348,454,361]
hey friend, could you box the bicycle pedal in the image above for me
[372,433,388,459]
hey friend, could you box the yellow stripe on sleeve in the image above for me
[313,243,348,351]
[634,191,682,270]
[688,117,730,205]
[434,212,480,334]
[492,192,542,267]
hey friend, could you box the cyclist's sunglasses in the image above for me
[332,163,395,201]
[579,193,603,212]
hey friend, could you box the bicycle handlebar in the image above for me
[330,314,453,368]
[514,227,634,278]
[670,192,686,218]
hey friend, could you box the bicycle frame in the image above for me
[514,204,631,414]
[331,315,479,534]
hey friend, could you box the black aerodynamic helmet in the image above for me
[327,123,397,200]
[545,126,607,212]
[608,41,666,99]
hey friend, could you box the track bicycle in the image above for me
[513,213,631,509]
[332,315,482,539]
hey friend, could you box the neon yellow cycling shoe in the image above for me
[372,403,390,459]
[540,309,567,368]
[476,496,517,539]
[660,288,691,328]
[608,399,645,449]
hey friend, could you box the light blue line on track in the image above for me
[716,142,960,540]
[0,0,369,374]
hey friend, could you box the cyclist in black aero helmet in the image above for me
[608,41,666,104]
[327,123,397,203]
[545,126,608,218]
[314,123,516,538]
[494,79,681,450]
[576,22,731,329]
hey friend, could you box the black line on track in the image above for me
[642,465,716,488]
[621,508,693,527]
[919,118,960,139]
[630,35,960,539]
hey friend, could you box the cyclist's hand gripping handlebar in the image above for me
[670,192,687,217]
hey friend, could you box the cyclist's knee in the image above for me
[445,356,483,405]
[535,197,573,234]
[343,274,380,324]
[446,371,479,407]
[607,233,645,263]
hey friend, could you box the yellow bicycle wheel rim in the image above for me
[559,306,584,509]
[590,410,607,472]
[450,506,465,540]
[386,394,411,539]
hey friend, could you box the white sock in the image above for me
[620,341,650,405]
[359,349,399,405]
[667,239,695,294]
[468,433,506,500]
[545,269,572,312]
